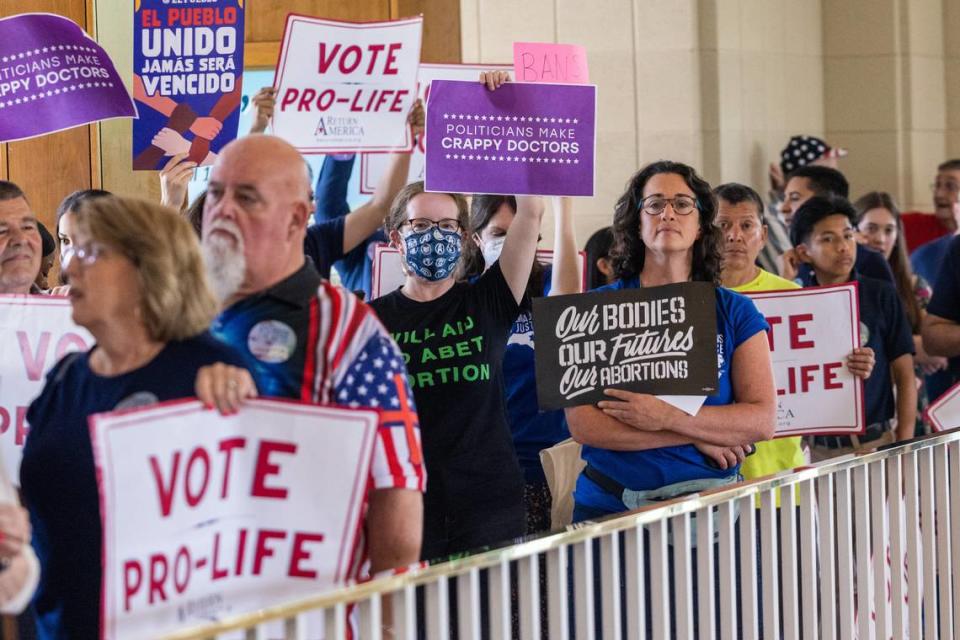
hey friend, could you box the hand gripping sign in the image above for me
[359,63,513,194]
[746,283,865,437]
[0,295,92,482]
[272,15,422,154]
[92,399,377,639]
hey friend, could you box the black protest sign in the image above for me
[532,282,718,410]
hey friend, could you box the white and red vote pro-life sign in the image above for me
[92,399,378,640]
[272,15,422,153]
[0,295,92,481]
[370,243,588,300]
[746,283,865,437]
[359,63,513,193]
[926,381,960,432]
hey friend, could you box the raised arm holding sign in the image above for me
[359,63,513,194]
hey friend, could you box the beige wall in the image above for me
[823,0,951,212]
[944,0,960,183]
[699,0,824,191]
[461,0,826,245]
[463,0,960,243]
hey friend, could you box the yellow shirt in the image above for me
[728,269,807,483]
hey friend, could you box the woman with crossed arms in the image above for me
[567,161,777,521]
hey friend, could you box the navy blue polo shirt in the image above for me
[911,234,953,289]
[211,262,322,399]
[303,217,345,282]
[927,236,960,381]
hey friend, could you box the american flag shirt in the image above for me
[210,262,425,584]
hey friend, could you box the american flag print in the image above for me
[308,281,425,492]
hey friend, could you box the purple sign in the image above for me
[0,13,136,143]
[424,80,596,197]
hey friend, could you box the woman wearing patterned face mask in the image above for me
[460,195,580,534]
[370,71,544,558]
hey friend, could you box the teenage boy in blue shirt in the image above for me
[791,196,916,460]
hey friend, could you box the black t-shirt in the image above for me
[21,333,246,639]
[369,263,523,501]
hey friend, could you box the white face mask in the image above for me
[481,236,505,268]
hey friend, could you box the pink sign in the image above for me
[0,295,92,482]
[512,42,589,84]
[746,284,865,437]
[926,381,960,432]
[92,399,378,639]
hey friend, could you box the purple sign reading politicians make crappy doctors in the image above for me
[425,80,596,197]
[0,13,135,143]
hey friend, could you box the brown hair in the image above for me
[72,196,219,342]
[853,191,922,332]
[462,194,546,304]
[185,192,204,238]
[384,181,469,235]
[0,181,27,203]
[611,161,722,284]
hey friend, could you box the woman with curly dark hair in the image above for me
[566,161,776,521]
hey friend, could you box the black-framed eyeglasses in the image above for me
[639,195,699,216]
[401,218,462,233]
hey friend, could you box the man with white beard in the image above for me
[193,135,425,594]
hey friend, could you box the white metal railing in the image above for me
[162,428,960,639]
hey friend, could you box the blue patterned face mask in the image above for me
[402,227,462,281]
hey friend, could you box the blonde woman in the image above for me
[21,197,251,639]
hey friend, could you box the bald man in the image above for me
[194,135,425,586]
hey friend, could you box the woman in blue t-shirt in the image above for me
[567,160,776,521]
[464,195,580,534]
[21,196,251,639]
